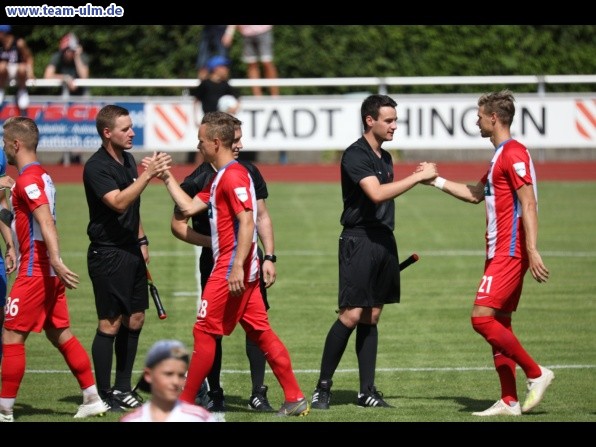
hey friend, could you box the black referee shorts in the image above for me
[338,227,400,308]
[87,244,149,318]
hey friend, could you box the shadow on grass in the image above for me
[14,401,73,420]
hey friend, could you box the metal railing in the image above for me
[24,74,596,96]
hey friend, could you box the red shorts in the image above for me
[4,276,70,333]
[474,256,529,313]
[196,277,270,336]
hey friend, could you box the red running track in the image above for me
[12,161,595,184]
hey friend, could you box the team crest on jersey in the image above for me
[234,187,248,202]
[25,183,41,199]
[513,162,526,178]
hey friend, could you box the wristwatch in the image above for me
[263,254,277,263]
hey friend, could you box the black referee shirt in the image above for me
[340,137,395,232]
[83,146,141,246]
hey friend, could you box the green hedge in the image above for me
[13,25,596,96]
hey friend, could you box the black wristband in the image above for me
[138,235,149,247]
[263,254,276,263]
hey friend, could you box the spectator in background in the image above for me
[187,55,239,164]
[44,32,90,165]
[222,25,279,97]
[44,32,90,98]
[196,26,229,81]
[0,25,34,111]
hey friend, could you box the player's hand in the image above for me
[528,251,549,283]
[228,264,246,296]
[262,260,276,288]
[0,175,15,189]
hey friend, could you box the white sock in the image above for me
[82,384,100,404]
[0,397,15,413]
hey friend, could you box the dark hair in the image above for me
[95,104,130,138]
[361,94,397,128]
[201,111,236,148]
[3,116,39,151]
[477,89,516,126]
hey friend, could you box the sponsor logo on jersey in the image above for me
[234,187,248,202]
[513,162,526,177]
[25,183,41,199]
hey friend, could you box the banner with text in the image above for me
[0,94,593,151]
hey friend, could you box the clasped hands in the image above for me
[414,161,439,185]
[141,151,172,179]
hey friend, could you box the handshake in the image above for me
[413,161,440,186]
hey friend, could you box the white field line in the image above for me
[26,364,596,375]
[64,250,596,258]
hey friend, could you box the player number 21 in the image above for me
[478,275,493,294]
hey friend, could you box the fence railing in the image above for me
[24,74,596,96]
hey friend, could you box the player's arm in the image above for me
[517,183,549,283]
[33,204,79,289]
[428,177,486,204]
[0,190,16,274]
[160,170,208,217]
[104,152,171,213]
[170,208,211,247]
[256,198,276,287]
[137,221,150,264]
[360,162,438,204]
[228,209,254,297]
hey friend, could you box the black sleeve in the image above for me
[243,161,268,200]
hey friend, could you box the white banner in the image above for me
[2,93,594,152]
[145,93,596,151]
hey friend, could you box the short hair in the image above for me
[3,116,39,151]
[478,89,516,127]
[95,104,130,138]
[201,111,235,148]
[361,94,398,128]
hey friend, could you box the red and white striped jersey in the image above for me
[10,162,57,277]
[481,139,538,260]
[198,160,259,283]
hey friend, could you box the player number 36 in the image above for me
[5,296,19,317]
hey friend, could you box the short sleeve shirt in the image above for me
[340,137,395,231]
[83,146,141,246]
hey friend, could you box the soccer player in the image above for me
[0,117,108,422]
[170,116,277,412]
[426,89,553,416]
[154,111,308,417]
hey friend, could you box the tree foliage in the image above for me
[12,25,596,96]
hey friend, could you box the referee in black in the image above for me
[310,95,438,410]
[83,104,171,412]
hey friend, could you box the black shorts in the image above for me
[87,244,149,318]
[338,227,400,308]
[199,246,270,311]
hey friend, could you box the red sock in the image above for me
[472,316,541,381]
[0,344,26,398]
[59,336,95,390]
[492,316,518,404]
[180,325,216,404]
[248,329,303,402]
